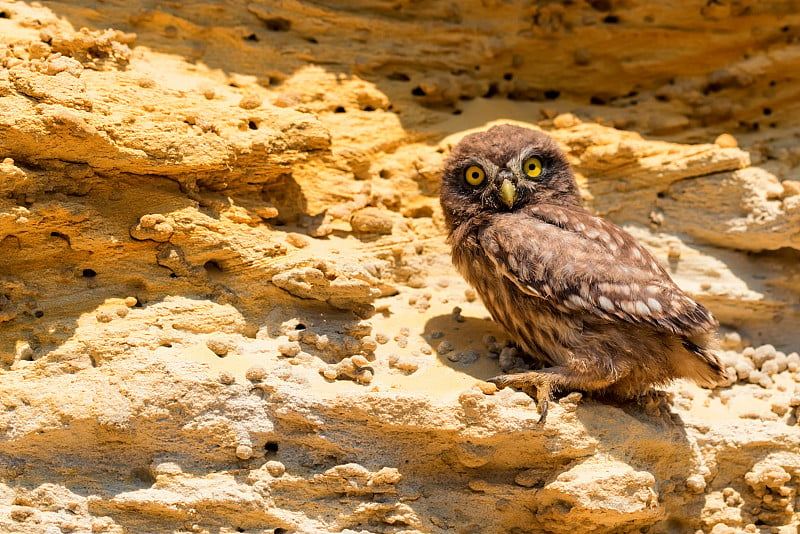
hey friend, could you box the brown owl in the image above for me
[440,124,725,422]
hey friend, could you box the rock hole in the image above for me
[169,273,178,278]
[503,72,513,81]
[589,0,612,11]
[452,109,462,115]
[656,94,670,102]
[274,529,287,534]
[657,192,665,199]
[603,14,620,23]
[34,310,44,318]
[304,36,318,44]
[362,105,376,112]
[411,86,426,96]
[263,17,291,32]
[131,466,155,484]
[245,33,259,42]
[334,106,346,113]
[763,107,772,115]
[387,72,410,81]
[781,25,790,32]
[204,261,223,273]
[0,11,9,18]
[482,83,499,98]
[769,80,776,87]
[295,323,306,330]
[82,269,97,278]
[589,95,606,105]
[264,441,279,455]
[248,120,258,130]
[379,169,390,179]
[544,90,560,100]
[50,231,71,245]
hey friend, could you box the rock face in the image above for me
[1,1,800,533]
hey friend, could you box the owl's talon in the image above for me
[487,373,552,424]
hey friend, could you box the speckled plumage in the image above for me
[440,124,725,422]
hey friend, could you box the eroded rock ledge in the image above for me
[1,1,800,533]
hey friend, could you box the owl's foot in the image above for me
[487,372,555,424]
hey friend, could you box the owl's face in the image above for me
[440,124,581,230]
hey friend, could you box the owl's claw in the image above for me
[487,373,553,424]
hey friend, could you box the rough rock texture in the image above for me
[1,1,800,533]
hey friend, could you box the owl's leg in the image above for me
[488,365,625,424]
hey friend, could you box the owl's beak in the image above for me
[500,179,517,208]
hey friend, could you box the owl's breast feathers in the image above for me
[450,204,717,336]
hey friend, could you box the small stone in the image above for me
[761,359,779,376]
[430,331,444,339]
[459,350,479,364]
[351,354,370,367]
[264,460,285,477]
[350,207,393,234]
[734,359,754,381]
[375,332,389,344]
[553,113,580,129]
[322,367,338,380]
[714,133,738,148]
[419,344,433,355]
[478,381,498,395]
[245,366,267,382]
[124,296,138,307]
[315,335,330,350]
[218,372,235,385]
[452,306,465,323]
[436,341,454,355]
[686,474,707,494]
[278,341,302,357]
[206,334,234,357]
[396,336,408,348]
[447,351,461,362]
[464,288,477,302]
[285,232,310,248]
[236,444,253,460]
[720,331,743,351]
[239,93,262,109]
[360,336,378,352]
[771,400,789,416]
[96,310,115,323]
[752,344,777,367]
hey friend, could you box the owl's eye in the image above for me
[523,157,543,178]
[464,165,486,186]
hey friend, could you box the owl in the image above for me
[440,124,725,423]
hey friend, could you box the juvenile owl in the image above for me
[440,124,725,422]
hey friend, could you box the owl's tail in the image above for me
[681,336,727,387]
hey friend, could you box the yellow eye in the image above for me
[464,165,485,186]
[523,157,542,178]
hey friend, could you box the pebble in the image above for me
[278,341,302,357]
[436,341,454,355]
[375,332,390,344]
[714,133,739,148]
[264,460,285,477]
[350,207,393,234]
[218,372,235,385]
[751,344,777,367]
[206,334,234,357]
[452,306,465,322]
[360,336,378,352]
[236,445,254,460]
[464,288,477,302]
[245,366,267,382]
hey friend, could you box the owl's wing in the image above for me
[480,206,716,335]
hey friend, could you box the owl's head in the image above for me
[440,124,581,229]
